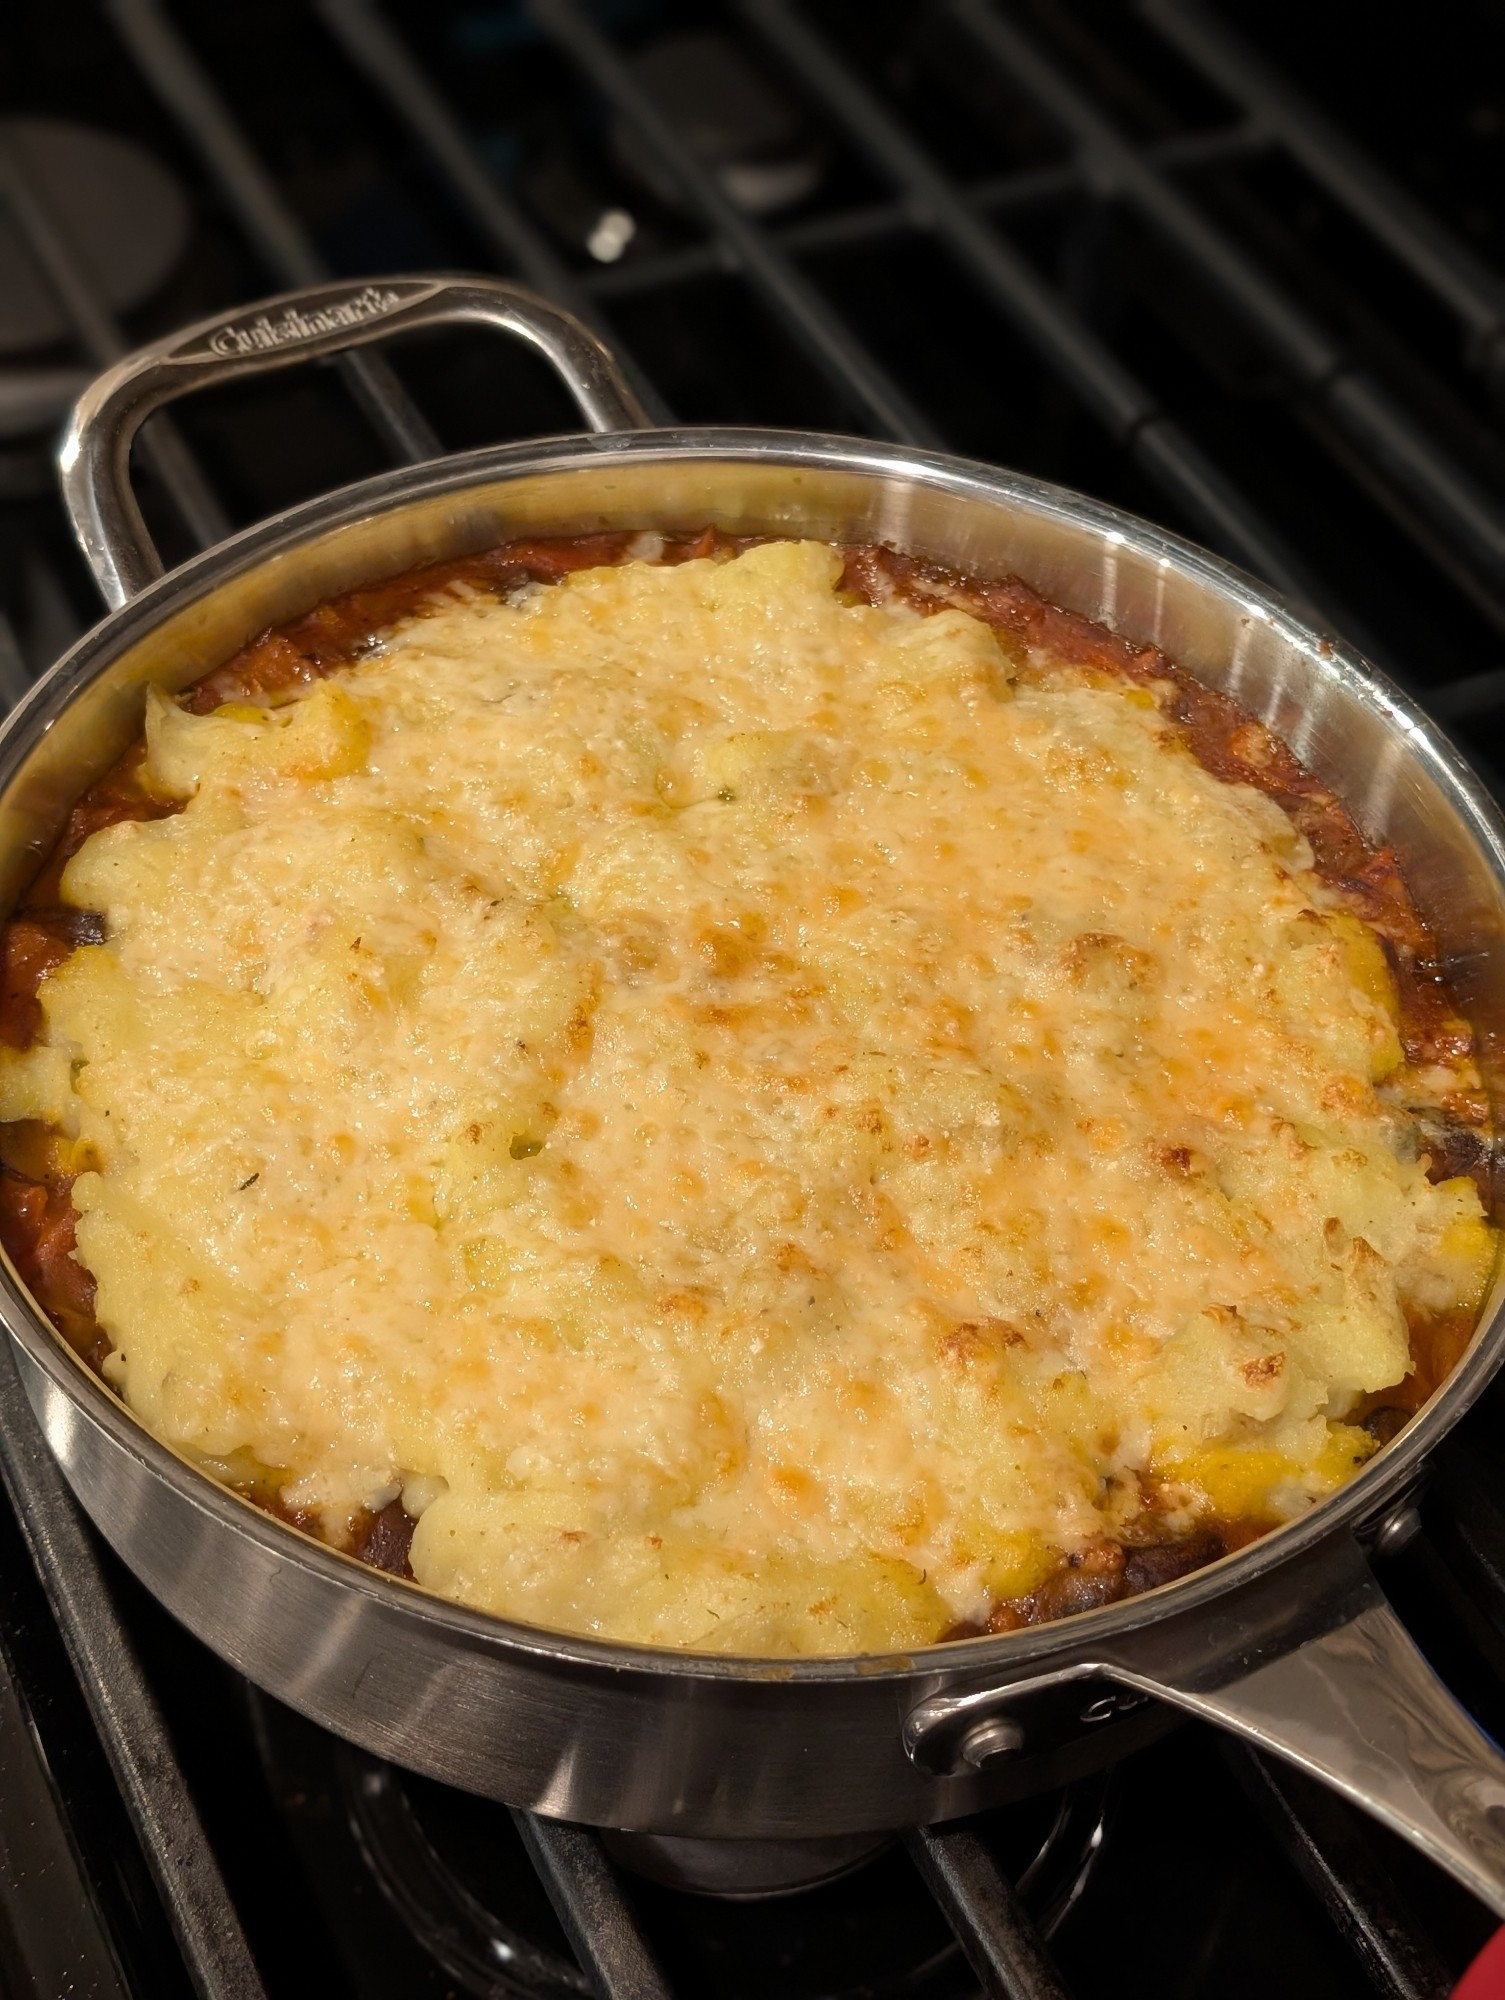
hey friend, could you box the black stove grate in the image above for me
[0,4,1504,1997]
[5,0,1505,708]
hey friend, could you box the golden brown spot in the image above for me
[1239,1353,1284,1388]
[771,1465,816,1504]
[771,1069,812,1095]
[564,1003,596,1056]
[1063,931,1156,986]
[1321,1075,1371,1116]
[602,921,665,985]
[837,1379,882,1421]
[940,1317,1025,1366]
[658,1288,712,1322]
[697,924,759,980]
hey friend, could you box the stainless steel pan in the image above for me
[6,273,1505,1905]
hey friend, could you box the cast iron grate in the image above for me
[0,4,1503,1997]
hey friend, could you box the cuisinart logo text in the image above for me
[205,285,405,358]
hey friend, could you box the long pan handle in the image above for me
[1169,1573,1505,1915]
[906,1531,1505,1918]
[59,274,653,610]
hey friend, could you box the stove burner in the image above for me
[342,1753,589,2000]
[0,118,189,354]
[596,1825,895,1900]
[609,30,824,218]
[329,1728,1110,1999]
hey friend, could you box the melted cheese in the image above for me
[6,541,1494,1654]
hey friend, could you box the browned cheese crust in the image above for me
[0,531,1489,1620]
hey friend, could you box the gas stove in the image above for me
[0,3,1503,1996]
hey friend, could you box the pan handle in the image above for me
[58,274,654,610]
[905,1532,1505,1918]
[1158,1565,1505,1917]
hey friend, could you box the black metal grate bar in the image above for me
[313,0,674,425]
[1296,418,1505,647]
[585,127,1267,299]
[0,365,89,440]
[103,0,442,468]
[0,1344,268,2000]
[1141,0,1505,393]
[0,615,28,713]
[1409,1437,1505,1672]
[740,0,1327,615]
[526,0,945,449]
[0,133,231,554]
[907,1822,1075,2000]
[512,1815,675,2000]
[23,549,85,658]
[950,0,1505,592]
[1225,1745,1453,2000]
[1433,666,1505,721]
[0,96,292,1976]
[0,1622,138,1998]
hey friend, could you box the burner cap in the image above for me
[598,1826,893,1898]
[0,118,190,355]
[610,31,824,218]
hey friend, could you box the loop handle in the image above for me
[58,274,653,609]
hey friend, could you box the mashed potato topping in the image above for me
[1,539,1494,1653]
